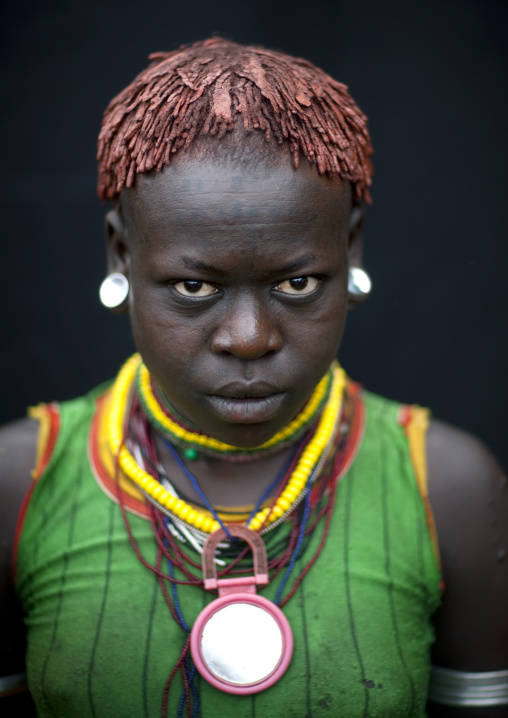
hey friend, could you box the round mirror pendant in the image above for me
[190,594,293,694]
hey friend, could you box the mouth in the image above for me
[205,393,286,424]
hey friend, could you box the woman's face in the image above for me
[111,146,360,448]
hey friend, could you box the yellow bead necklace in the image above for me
[107,354,346,534]
[136,359,332,461]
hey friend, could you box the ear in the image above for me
[347,204,371,307]
[105,207,131,276]
[347,203,364,268]
[103,207,131,314]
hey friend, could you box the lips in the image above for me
[205,393,286,424]
[211,380,283,399]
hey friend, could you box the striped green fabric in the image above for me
[16,385,441,717]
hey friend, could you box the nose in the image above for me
[210,295,283,360]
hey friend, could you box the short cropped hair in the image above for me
[97,38,373,203]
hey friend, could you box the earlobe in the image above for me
[102,208,131,313]
[348,267,372,305]
[99,272,130,309]
[347,205,371,307]
[347,204,364,267]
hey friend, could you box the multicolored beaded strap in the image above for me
[107,354,346,534]
[136,359,332,461]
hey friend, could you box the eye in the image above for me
[173,280,218,297]
[274,276,320,295]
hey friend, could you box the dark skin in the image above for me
[1,137,507,716]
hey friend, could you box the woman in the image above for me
[1,38,507,717]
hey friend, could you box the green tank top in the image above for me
[15,383,441,717]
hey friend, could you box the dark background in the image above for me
[2,0,507,465]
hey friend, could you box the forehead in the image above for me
[120,139,352,253]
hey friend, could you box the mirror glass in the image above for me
[201,602,284,685]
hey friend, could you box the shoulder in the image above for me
[0,416,39,467]
[0,417,39,577]
[427,418,503,492]
[427,419,507,562]
[0,417,39,546]
[0,418,38,680]
[426,418,508,671]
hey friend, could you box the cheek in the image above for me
[298,281,348,340]
[128,289,182,360]
[128,293,213,399]
[304,290,349,369]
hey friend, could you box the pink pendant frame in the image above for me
[190,524,294,695]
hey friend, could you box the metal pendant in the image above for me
[190,524,293,694]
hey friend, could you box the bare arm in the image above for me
[426,420,508,717]
[0,418,38,715]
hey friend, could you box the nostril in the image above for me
[213,344,280,360]
[211,330,282,360]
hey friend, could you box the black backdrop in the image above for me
[2,0,507,466]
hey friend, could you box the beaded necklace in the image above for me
[107,354,346,535]
[136,358,332,461]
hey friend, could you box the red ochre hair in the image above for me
[97,38,373,203]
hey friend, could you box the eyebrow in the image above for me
[181,256,228,276]
[181,254,318,276]
[271,255,318,274]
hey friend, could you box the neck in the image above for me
[136,356,333,462]
[153,431,298,508]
